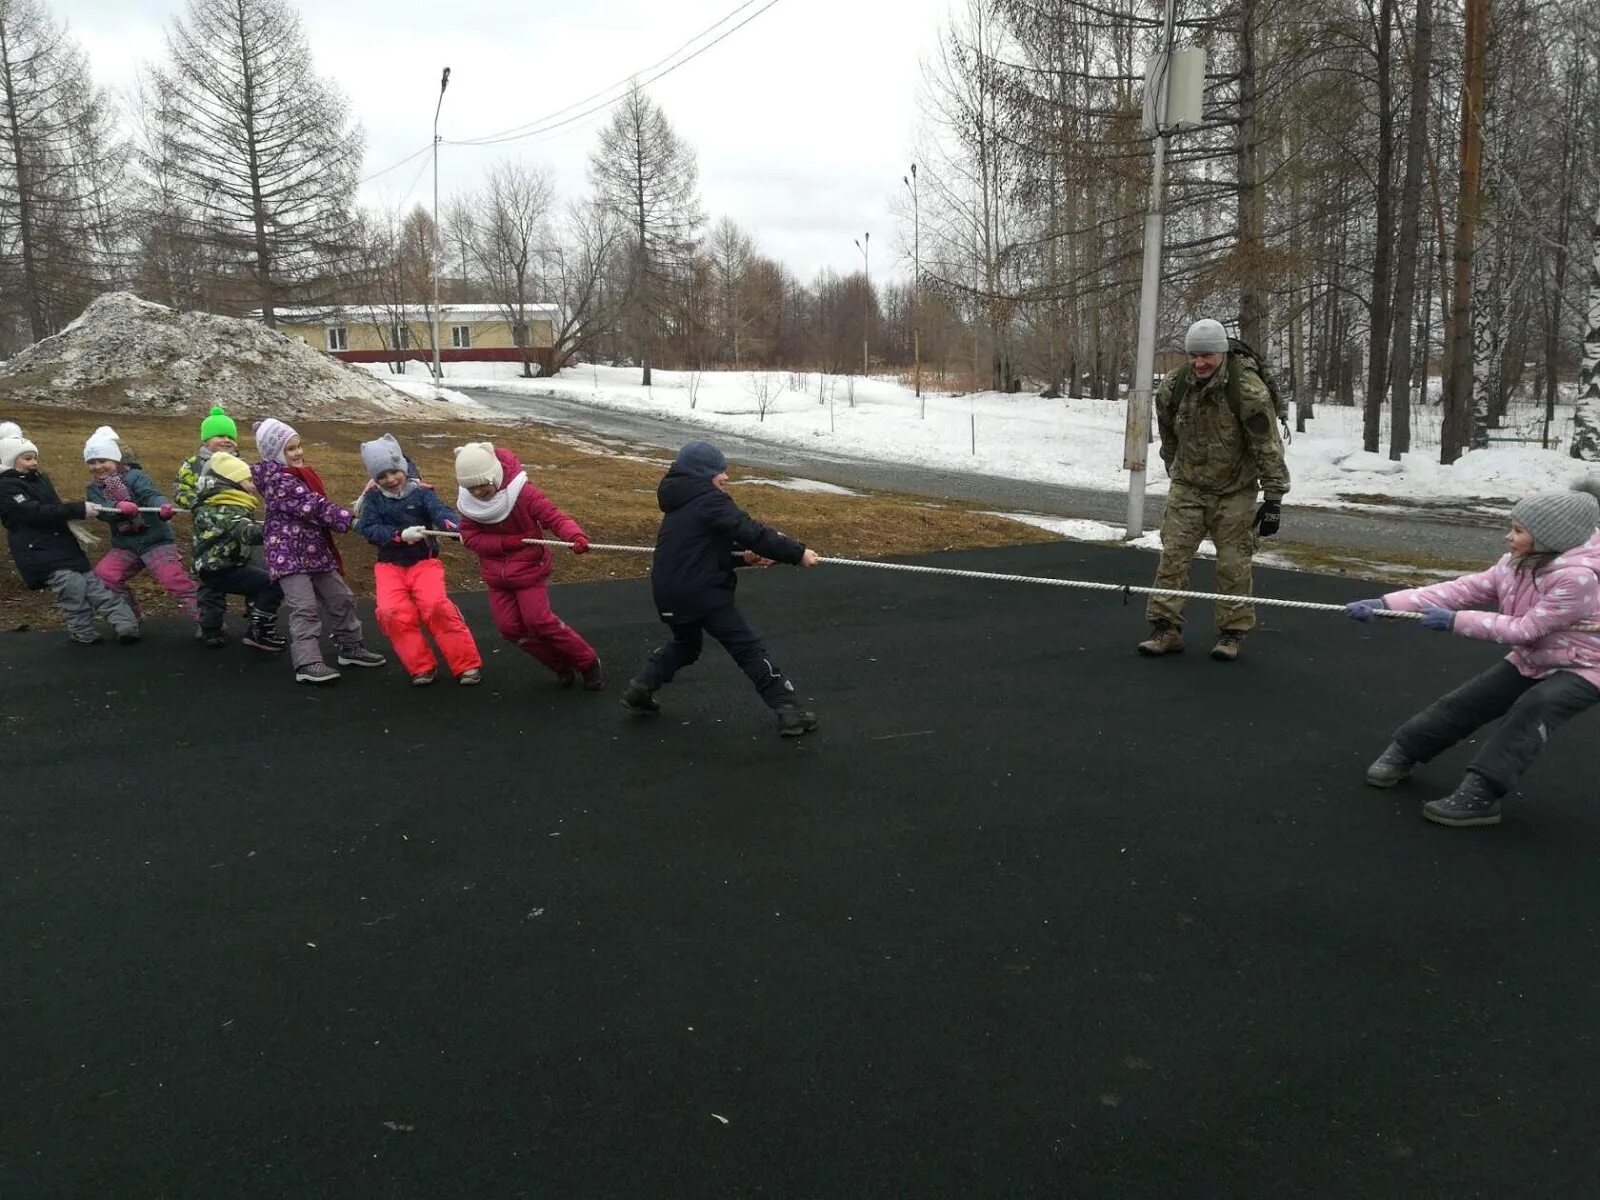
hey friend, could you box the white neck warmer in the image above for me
[457,471,527,525]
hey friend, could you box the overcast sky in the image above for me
[57,0,946,283]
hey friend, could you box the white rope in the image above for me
[427,536,1600,632]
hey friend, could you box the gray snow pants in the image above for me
[1393,660,1600,795]
[47,568,138,641]
[278,571,363,669]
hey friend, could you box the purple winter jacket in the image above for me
[1384,530,1600,689]
[250,460,353,580]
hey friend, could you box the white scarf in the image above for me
[457,470,527,525]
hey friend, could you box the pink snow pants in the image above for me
[374,559,483,678]
[94,543,200,622]
[487,582,597,675]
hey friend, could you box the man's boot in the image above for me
[1210,631,1245,662]
[1136,621,1184,657]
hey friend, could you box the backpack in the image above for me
[1170,337,1292,442]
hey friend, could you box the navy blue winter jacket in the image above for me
[649,470,805,622]
[0,468,91,588]
[355,483,460,567]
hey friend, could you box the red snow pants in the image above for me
[374,559,483,678]
[487,580,597,675]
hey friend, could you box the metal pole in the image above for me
[863,231,871,377]
[1124,2,1175,539]
[431,67,451,386]
[906,164,922,413]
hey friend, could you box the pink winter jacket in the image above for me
[1383,530,1600,688]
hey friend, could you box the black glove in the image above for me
[1253,498,1282,538]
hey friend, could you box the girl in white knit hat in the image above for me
[1346,479,1600,827]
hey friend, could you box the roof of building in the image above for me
[263,303,563,323]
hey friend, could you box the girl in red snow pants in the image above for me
[487,579,597,676]
[375,558,483,679]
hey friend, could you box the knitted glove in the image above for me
[114,500,140,518]
[158,504,175,521]
[83,501,102,518]
[1253,498,1282,537]
[400,525,427,544]
[441,520,459,532]
[1345,598,1387,623]
[1420,607,1456,632]
[570,534,590,555]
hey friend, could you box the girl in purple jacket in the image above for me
[1346,480,1600,827]
[250,418,386,686]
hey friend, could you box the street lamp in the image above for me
[431,66,451,386]
[902,164,921,414]
[853,231,870,377]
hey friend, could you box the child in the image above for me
[191,450,287,651]
[250,418,385,685]
[0,434,139,644]
[356,434,482,686]
[84,426,201,625]
[454,441,602,689]
[175,406,240,510]
[621,440,821,737]
[1347,480,1600,827]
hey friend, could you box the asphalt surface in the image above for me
[5,542,1598,1196]
[467,385,1511,563]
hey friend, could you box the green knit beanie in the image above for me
[199,406,238,442]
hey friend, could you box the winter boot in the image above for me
[556,669,578,688]
[201,628,229,649]
[336,645,387,668]
[459,668,483,686]
[1364,742,1414,788]
[581,659,607,692]
[775,704,819,738]
[1210,631,1245,662]
[243,609,287,652]
[1422,772,1503,827]
[621,679,661,714]
[411,670,436,687]
[1136,622,1184,657]
[295,662,341,686]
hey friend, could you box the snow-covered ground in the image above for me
[376,361,1592,510]
[361,367,481,409]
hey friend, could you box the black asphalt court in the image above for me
[4,541,1598,1196]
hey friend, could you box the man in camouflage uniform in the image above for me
[1137,318,1290,662]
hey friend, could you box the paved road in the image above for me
[467,385,1509,563]
[5,542,1596,1195]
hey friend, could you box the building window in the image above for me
[326,327,348,351]
[451,325,471,349]
[388,324,411,350]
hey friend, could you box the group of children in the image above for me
[5,408,1600,775]
[0,410,821,736]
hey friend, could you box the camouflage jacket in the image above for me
[191,470,264,574]
[174,448,212,511]
[1155,357,1290,498]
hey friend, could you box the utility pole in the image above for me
[854,231,870,377]
[904,165,922,415]
[1124,0,1180,538]
[431,66,451,386]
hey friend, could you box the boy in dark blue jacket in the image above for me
[355,434,483,686]
[623,440,821,736]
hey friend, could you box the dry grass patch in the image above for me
[0,402,1058,631]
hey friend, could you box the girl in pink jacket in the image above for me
[454,443,603,689]
[1346,480,1600,827]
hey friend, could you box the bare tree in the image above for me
[149,0,363,325]
[471,160,554,378]
[588,82,702,386]
[541,199,622,375]
[708,215,753,366]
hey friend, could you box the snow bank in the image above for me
[0,292,475,421]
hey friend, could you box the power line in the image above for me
[446,0,786,150]
[359,142,431,185]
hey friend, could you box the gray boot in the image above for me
[1422,772,1503,827]
[1365,742,1413,788]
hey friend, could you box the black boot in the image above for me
[1422,772,1503,827]
[775,704,819,738]
[621,679,660,714]
[243,609,287,652]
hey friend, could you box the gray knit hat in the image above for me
[673,439,728,479]
[1184,318,1228,355]
[1510,486,1600,554]
[360,433,406,480]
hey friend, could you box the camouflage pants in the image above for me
[1145,482,1260,632]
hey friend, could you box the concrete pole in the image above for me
[1123,1,1176,539]
[431,67,451,387]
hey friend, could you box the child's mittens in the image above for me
[114,500,140,517]
[570,534,590,555]
[441,519,459,532]
[400,525,427,544]
[1420,607,1456,632]
[83,501,103,518]
[1345,598,1387,622]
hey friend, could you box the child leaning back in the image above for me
[190,450,287,652]
[1347,478,1600,827]
[0,434,139,644]
[355,434,482,687]
[454,441,602,689]
[250,418,385,685]
[84,426,201,627]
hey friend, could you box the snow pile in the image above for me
[0,292,477,420]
